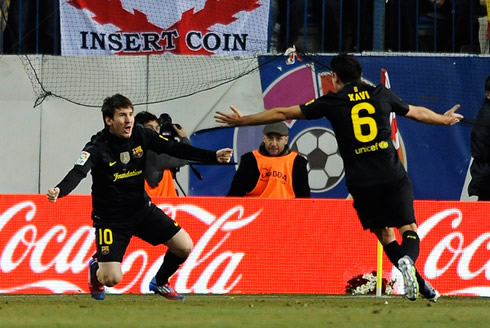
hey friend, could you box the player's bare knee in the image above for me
[99,273,122,287]
[174,240,193,258]
[181,241,193,257]
[167,229,193,258]
[97,270,122,287]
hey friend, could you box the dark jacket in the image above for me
[468,98,490,196]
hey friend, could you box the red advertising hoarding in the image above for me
[0,195,488,296]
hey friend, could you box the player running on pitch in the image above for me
[47,94,233,301]
[215,53,463,301]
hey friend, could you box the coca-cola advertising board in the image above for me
[0,195,488,296]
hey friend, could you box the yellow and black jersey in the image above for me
[300,82,410,188]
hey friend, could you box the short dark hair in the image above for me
[486,76,490,92]
[330,53,362,84]
[101,94,133,123]
[135,111,158,125]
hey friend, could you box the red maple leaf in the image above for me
[67,0,262,55]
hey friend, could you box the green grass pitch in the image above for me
[0,294,488,327]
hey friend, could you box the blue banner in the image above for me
[190,55,490,200]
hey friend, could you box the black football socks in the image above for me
[155,250,187,286]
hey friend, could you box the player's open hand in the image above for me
[47,187,60,203]
[216,148,233,163]
[215,105,243,127]
[444,104,463,125]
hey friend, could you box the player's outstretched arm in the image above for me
[406,104,463,125]
[215,105,304,127]
[47,187,60,203]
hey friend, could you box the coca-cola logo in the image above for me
[391,207,490,296]
[0,196,488,296]
[0,201,94,293]
[0,198,261,294]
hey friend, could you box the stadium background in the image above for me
[0,0,489,296]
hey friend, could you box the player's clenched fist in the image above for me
[216,148,233,163]
[47,187,60,203]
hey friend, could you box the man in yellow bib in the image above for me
[227,122,310,198]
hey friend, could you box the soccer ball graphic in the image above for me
[290,127,344,192]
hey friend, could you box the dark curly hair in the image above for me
[134,111,158,125]
[330,53,362,85]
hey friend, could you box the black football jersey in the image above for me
[470,99,490,161]
[56,125,216,222]
[300,82,410,187]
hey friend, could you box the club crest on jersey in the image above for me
[120,151,130,164]
[74,151,90,166]
[101,246,110,255]
[132,146,143,158]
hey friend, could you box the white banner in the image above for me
[60,0,270,56]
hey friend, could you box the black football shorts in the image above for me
[347,175,416,231]
[94,203,182,262]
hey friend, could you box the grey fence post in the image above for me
[373,0,385,51]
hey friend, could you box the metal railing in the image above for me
[269,0,487,53]
[1,0,60,55]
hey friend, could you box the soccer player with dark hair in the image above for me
[215,53,463,302]
[47,93,233,301]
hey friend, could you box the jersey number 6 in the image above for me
[351,102,378,143]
